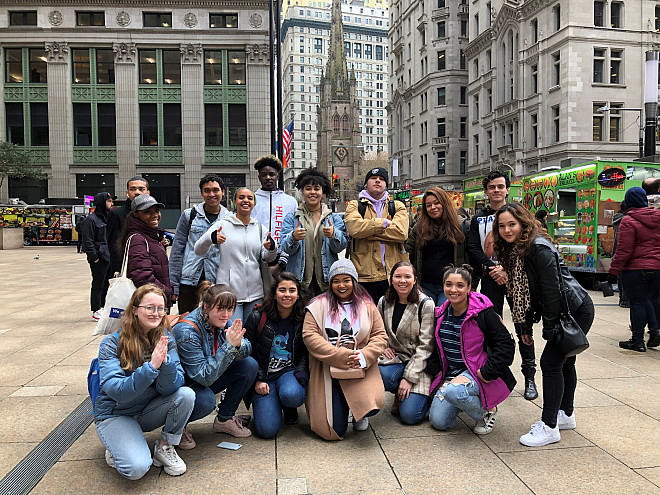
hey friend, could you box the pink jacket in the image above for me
[610,207,660,275]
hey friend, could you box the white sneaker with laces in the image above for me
[92,309,103,321]
[474,409,497,435]
[557,410,576,430]
[152,442,186,476]
[520,420,561,447]
[352,417,369,431]
[105,449,115,468]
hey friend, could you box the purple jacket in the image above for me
[429,292,515,410]
[124,215,173,305]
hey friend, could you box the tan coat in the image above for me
[345,198,410,282]
[303,298,388,440]
[377,297,435,396]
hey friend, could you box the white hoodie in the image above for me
[252,188,298,245]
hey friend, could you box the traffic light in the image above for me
[332,173,339,190]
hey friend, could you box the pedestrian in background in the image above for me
[75,214,86,254]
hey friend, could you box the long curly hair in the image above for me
[117,284,170,372]
[492,203,551,272]
[295,167,333,198]
[416,187,465,247]
[259,272,307,322]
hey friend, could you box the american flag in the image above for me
[282,119,294,169]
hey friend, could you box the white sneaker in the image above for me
[92,309,103,321]
[152,442,186,476]
[520,420,561,447]
[352,417,369,431]
[557,410,576,430]
[105,449,115,468]
[474,409,497,435]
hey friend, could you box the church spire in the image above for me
[326,0,349,98]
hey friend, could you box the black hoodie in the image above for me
[82,192,113,263]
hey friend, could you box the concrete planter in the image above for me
[0,227,24,249]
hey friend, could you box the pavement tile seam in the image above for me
[370,425,406,493]
[578,380,660,424]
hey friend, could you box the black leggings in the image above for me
[540,296,595,428]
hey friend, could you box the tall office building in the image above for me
[0,1,271,227]
[387,0,470,191]
[465,0,659,177]
[280,0,389,192]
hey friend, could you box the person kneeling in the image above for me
[428,266,516,435]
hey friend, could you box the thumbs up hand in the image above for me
[323,217,335,238]
[293,219,307,241]
[216,225,227,244]
[264,232,275,251]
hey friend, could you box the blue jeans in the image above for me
[252,370,307,438]
[429,370,485,430]
[331,379,379,437]
[420,281,447,306]
[621,270,660,342]
[95,387,195,480]
[188,357,259,422]
[229,299,262,325]
[379,363,431,425]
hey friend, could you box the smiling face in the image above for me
[201,181,223,210]
[497,211,522,244]
[443,273,470,307]
[365,175,387,199]
[135,205,161,228]
[485,177,509,209]
[275,280,299,313]
[331,274,354,303]
[204,303,234,328]
[391,265,415,300]
[258,166,279,191]
[235,188,255,215]
[133,292,166,333]
[302,184,323,209]
[424,194,443,220]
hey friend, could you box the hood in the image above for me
[626,207,660,229]
[358,189,389,204]
[436,291,494,321]
[126,213,164,239]
[225,213,258,226]
[94,192,114,218]
[255,188,284,199]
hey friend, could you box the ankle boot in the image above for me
[523,377,538,401]
[648,329,660,348]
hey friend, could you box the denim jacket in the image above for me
[94,330,185,422]
[280,207,349,284]
[172,307,252,387]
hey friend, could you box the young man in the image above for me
[467,170,537,400]
[82,192,115,321]
[169,174,230,313]
[106,176,150,278]
[344,167,409,304]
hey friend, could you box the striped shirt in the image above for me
[439,306,467,378]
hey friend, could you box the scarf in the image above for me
[506,246,531,324]
[358,189,389,267]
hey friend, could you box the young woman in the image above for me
[94,284,194,480]
[172,283,259,445]
[118,195,172,305]
[303,259,388,440]
[195,187,278,322]
[280,168,349,299]
[377,261,435,425]
[405,187,466,305]
[244,272,309,438]
[493,203,594,447]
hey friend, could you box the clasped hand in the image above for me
[150,336,168,370]
[225,319,245,348]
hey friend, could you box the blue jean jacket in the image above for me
[94,330,185,422]
[280,211,349,284]
[172,307,252,387]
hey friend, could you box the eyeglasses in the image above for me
[137,305,167,315]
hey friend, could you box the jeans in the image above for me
[89,259,110,312]
[379,363,431,425]
[540,296,594,428]
[188,357,259,422]
[621,270,660,342]
[331,379,379,437]
[429,370,486,430]
[95,387,195,480]
[480,275,506,316]
[229,299,262,325]
[252,370,307,438]
[420,281,447,306]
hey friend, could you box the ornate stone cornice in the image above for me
[521,0,547,20]
[246,43,269,64]
[44,41,68,63]
[113,42,136,64]
[492,3,522,38]
[2,0,268,7]
[464,28,493,60]
[180,43,203,64]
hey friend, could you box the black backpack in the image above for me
[350,199,398,258]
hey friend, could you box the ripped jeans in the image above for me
[429,370,486,430]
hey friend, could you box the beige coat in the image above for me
[377,297,435,396]
[345,198,410,282]
[303,298,388,440]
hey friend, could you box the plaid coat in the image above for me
[377,297,435,396]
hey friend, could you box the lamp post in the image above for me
[597,105,643,158]
[331,144,365,212]
[644,50,659,158]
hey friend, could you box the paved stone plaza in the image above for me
[1,246,659,494]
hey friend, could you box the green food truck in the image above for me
[462,172,521,215]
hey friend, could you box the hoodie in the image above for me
[610,207,660,275]
[82,192,113,263]
[252,188,298,245]
[466,206,498,278]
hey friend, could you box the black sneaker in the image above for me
[648,330,660,348]
[619,339,646,352]
[523,378,538,401]
[283,407,299,425]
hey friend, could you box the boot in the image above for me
[524,377,538,401]
[648,329,660,348]
[283,407,298,426]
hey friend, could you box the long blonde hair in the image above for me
[117,284,170,372]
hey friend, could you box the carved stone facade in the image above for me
[245,44,269,65]
[180,43,202,64]
[44,41,68,63]
[113,42,136,64]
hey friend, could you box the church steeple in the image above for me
[326,0,349,98]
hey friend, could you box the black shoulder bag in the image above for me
[553,253,589,357]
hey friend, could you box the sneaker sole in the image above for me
[152,458,186,476]
[558,424,576,430]
[176,441,196,450]
[212,428,252,438]
[519,435,561,447]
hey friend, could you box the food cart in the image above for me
[0,204,78,245]
[462,173,520,215]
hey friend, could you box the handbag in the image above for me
[330,336,366,379]
[552,253,589,357]
[92,235,145,336]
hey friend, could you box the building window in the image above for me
[594,1,604,26]
[140,103,158,145]
[205,104,223,146]
[96,49,115,84]
[438,0,445,7]
[205,51,222,84]
[609,103,622,141]
[437,87,446,106]
[610,50,621,84]
[162,50,180,84]
[5,48,23,83]
[375,45,383,60]
[72,49,90,84]
[437,50,445,70]
[656,6,660,31]
[314,38,323,54]
[77,11,105,26]
[473,58,479,79]
[228,104,247,146]
[552,52,560,86]
[460,117,467,138]
[610,2,622,28]
[461,20,469,37]
[593,49,605,83]
[345,42,351,58]
[531,64,538,93]
[531,113,538,148]
[437,151,446,175]
[552,105,560,143]
[437,21,446,38]
[460,49,466,70]
[474,135,479,161]
[97,103,116,146]
[354,43,362,58]
[593,104,604,141]
[437,118,446,137]
[460,86,467,104]
[9,11,37,26]
[365,44,373,59]
[29,49,47,84]
[473,14,479,37]
[473,93,479,120]
[487,130,492,155]
[487,88,493,113]
[228,51,245,84]
[531,18,539,43]
[163,104,182,146]
[140,50,157,84]
[553,4,561,31]
[30,103,49,146]
[210,13,238,28]
[5,103,24,145]
[73,103,92,146]
[143,12,172,28]
[460,151,467,174]
[333,115,340,134]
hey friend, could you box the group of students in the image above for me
[92,163,595,480]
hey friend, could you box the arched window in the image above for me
[342,114,350,135]
[333,114,340,134]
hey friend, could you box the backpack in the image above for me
[88,331,119,414]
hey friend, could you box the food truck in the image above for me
[0,204,78,245]
[462,173,521,214]
[511,160,660,283]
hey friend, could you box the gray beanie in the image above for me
[328,259,359,282]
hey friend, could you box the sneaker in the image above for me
[557,410,576,430]
[177,427,196,450]
[619,339,646,352]
[390,396,400,417]
[92,309,103,321]
[352,417,369,431]
[520,420,561,447]
[105,449,115,468]
[283,407,299,426]
[152,442,186,476]
[648,330,660,348]
[474,409,497,435]
[213,416,252,437]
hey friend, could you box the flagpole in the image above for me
[275,0,284,189]
[269,0,276,155]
